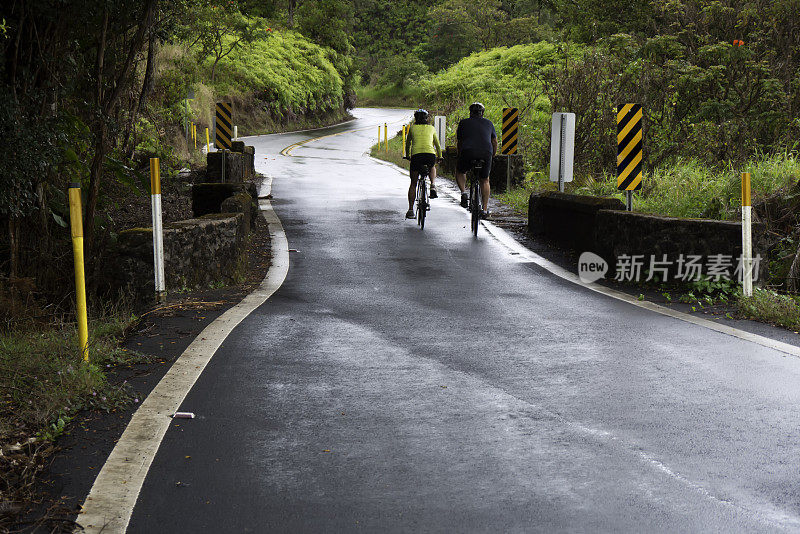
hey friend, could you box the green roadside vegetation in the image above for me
[0,313,142,506]
[356,1,800,330]
[2,0,800,514]
[1,1,358,513]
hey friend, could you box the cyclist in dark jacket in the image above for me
[455,102,497,217]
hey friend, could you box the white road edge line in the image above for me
[75,175,289,534]
[372,155,800,359]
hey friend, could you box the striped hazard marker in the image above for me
[215,102,233,150]
[502,107,519,155]
[617,103,643,191]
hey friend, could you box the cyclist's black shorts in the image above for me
[411,152,436,176]
[457,150,492,179]
[410,153,437,175]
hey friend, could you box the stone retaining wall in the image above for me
[110,212,249,301]
[528,191,625,253]
[595,210,767,278]
[206,143,256,182]
[528,191,767,279]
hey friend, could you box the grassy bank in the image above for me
[492,152,800,221]
[1,313,141,510]
[369,131,409,169]
[356,84,422,108]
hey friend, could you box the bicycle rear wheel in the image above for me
[470,179,480,236]
[417,178,427,229]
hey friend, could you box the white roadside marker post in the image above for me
[741,172,753,297]
[150,158,166,303]
[234,125,238,140]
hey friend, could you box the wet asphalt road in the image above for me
[128,108,800,532]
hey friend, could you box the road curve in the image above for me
[125,108,800,533]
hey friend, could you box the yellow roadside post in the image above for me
[150,159,166,303]
[205,127,210,152]
[741,172,753,297]
[378,126,381,147]
[193,123,197,149]
[402,125,407,157]
[189,121,193,148]
[68,184,89,362]
[384,123,388,152]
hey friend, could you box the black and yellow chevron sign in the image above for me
[616,104,643,191]
[215,102,233,150]
[501,107,519,155]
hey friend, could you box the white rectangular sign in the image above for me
[549,112,576,184]
[434,116,446,147]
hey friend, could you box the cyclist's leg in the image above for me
[408,170,419,211]
[455,171,467,193]
[455,151,470,193]
[480,177,490,212]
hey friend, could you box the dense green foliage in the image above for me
[213,31,345,112]
[0,0,356,317]
[422,43,560,160]
[2,0,800,306]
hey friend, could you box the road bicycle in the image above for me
[415,164,431,229]
[467,159,486,237]
[404,156,433,230]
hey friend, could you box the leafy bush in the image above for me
[421,42,561,166]
[737,288,800,331]
[211,30,345,113]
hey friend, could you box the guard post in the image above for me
[617,104,643,211]
[205,127,210,153]
[215,102,233,150]
[402,124,407,158]
[549,112,575,192]
[150,158,166,303]
[434,116,446,149]
[741,172,753,297]
[68,184,89,362]
[502,107,519,191]
[384,123,388,152]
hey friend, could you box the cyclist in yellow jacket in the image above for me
[404,109,442,219]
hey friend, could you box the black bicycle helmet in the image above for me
[414,108,429,123]
[469,102,485,117]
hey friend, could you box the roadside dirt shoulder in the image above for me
[15,213,272,533]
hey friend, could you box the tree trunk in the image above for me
[211,55,220,82]
[85,0,155,254]
[288,0,296,27]
[8,216,19,282]
[7,216,20,313]
[137,32,158,112]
